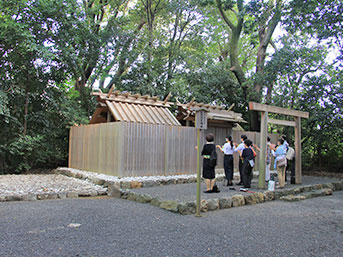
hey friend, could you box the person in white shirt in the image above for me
[217,135,235,186]
[234,134,247,185]
[282,135,289,182]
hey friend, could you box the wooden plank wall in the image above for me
[69,122,279,177]
[69,122,198,177]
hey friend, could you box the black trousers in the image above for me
[224,155,234,180]
[238,158,244,183]
[242,161,253,188]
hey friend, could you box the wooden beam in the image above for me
[268,118,296,127]
[295,117,302,184]
[259,111,268,189]
[122,92,130,97]
[99,96,170,107]
[187,97,195,108]
[227,103,235,112]
[89,107,106,124]
[249,102,309,118]
[107,85,115,97]
[162,92,172,104]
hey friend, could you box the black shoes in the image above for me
[212,185,220,193]
[236,182,243,186]
[204,185,220,193]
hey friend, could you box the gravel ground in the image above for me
[0,191,342,257]
[130,175,343,202]
[0,174,106,197]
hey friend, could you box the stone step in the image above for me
[280,188,333,202]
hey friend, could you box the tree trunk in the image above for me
[251,1,281,131]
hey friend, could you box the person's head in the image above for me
[226,135,232,142]
[282,135,287,141]
[244,139,253,147]
[278,138,284,146]
[241,134,247,142]
[267,136,270,142]
[206,133,214,143]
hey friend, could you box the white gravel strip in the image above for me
[57,167,225,182]
[56,167,261,187]
[0,174,107,197]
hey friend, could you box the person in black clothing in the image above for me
[240,139,255,189]
[201,133,219,193]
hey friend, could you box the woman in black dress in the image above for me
[240,139,255,189]
[201,133,219,193]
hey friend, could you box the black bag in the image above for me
[209,148,217,168]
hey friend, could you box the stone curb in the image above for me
[112,181,343,215]
[280,188,333,202]
[0,190,108,203]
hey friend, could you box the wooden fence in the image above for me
[69,122,278,177]
[69,122,197,177]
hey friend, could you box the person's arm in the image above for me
[216,144,224,152]
[253,144,260,152]
[235,143,242,153]
[269,143,277,151]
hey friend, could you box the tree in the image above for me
[266,35,343,171]
[284,0,343,64]
[197,0,283,130]
[0,0,91,173]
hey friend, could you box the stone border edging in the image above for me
[0,190,107,202]
[55,168,343,215]
[107,181,343,215]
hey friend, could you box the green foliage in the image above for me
[0,0,342,173]
[284,0,343,63]
[265,34,343,171]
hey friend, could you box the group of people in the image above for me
[201,133,293,193]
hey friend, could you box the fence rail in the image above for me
[69,122,278,177]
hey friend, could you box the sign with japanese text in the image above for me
[195,110,207,129]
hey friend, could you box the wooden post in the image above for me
[259,111,268,189]
[195,128,201,217]
[68,127,73,168]
[249,102,309,185]
[295,117,302,184]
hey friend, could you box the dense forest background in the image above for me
[0,0,342,174]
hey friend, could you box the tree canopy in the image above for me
[0,0,342,173]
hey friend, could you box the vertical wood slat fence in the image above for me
[69,122,198,177]
[69,122,279,177]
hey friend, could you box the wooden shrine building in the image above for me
[90,90,180,126]
[69,89,251,176]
